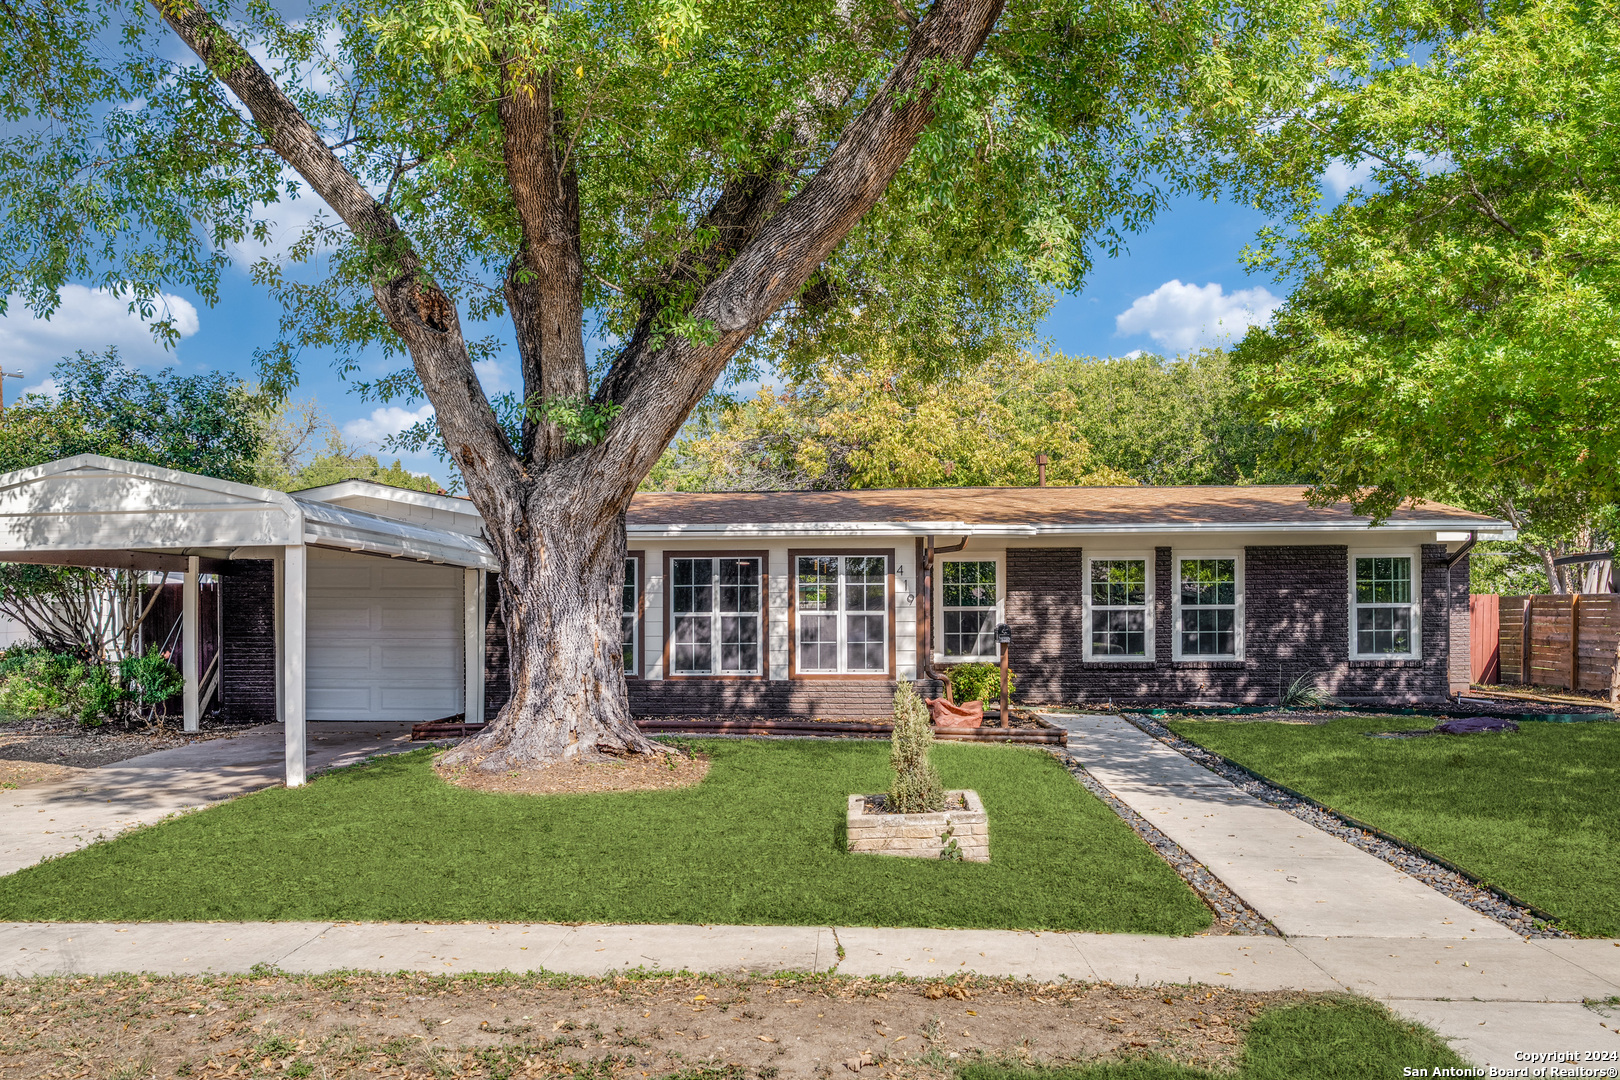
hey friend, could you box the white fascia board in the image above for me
[628,518,1512,540]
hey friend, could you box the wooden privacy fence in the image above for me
[1495,594,1620,699]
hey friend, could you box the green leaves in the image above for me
[524,393,624,447]
[1214,0,1620,518]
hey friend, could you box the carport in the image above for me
[0,455,498,786]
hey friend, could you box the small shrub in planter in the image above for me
[888,682,943,813]
[846,683,991,861]
[944,661,1015,707]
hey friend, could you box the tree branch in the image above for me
[152,0,525,511]
[592,0,1006,492]
[498,55,589,468]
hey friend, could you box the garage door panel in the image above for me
[381,685,460,711]
[308,606,375,631]
[381,646,458,669]
[307,548,463,723]
[308,646,375,670]
[310,686,373,711]
[380,564,459,590]
[379,603,458,631]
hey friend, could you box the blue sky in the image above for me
[0,191,1290,483]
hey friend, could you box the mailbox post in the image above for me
[994,622,1012,728]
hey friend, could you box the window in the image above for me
[670,557,762,675]
[796,554,889,674]
[621,557,639,675]
[1352,554,1419,657]
[1176,557,1240,658]
[1086,557,1150,659]
[941,559,998,658]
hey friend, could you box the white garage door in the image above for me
[307,548,465,723]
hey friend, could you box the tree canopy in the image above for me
[0,350,263,481]
[649,348,1311,490]
[1213,0,1620,520]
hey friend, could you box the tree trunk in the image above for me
[442,493,659,770]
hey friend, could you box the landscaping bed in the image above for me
[1164,713,1620,937]
[0,739,1212,933]
[0,971,1463,1080]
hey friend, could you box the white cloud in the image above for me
[1323,157,1376,197]
[0,286,201,379]
[342,402,436,446]
[1114,280,1281,352]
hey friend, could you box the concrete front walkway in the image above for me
[0,723,420,876]
[1051,713,1520,940]
[0,921,1615,1068]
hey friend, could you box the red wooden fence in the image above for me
[1469,593,1500,684]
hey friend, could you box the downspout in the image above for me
[921,534,969,702]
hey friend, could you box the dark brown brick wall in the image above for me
[219,559,276,725]
[628,679,942,718]
[1005,543,1459,706]
[484,574,511,721]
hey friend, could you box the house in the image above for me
[0,455,1513,786]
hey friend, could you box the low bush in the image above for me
[0,643,181,726]
[947,661,1016,706]
[888,682,943,812]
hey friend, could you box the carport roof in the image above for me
[0,455,497,571]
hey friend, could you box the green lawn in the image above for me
[959,997,1467,1080]
[1167,715,1620,936]
[0,739,1212,932]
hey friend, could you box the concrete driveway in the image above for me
[0,723,423,876]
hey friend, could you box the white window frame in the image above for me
[669,555,764,676]
[1348,549,1422,660]
[934,554,1004,663]
[1082,552,1155,662]
[1172,551,1244,661]
[621,556,639,677]
[795,554,891,675]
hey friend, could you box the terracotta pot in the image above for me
[927,697,984,728]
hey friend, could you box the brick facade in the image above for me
[219,559,277,725]
[1006,543,1458,705]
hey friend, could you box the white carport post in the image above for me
[283,544,308,787]
[182,555,200,732]
[463,568,485,724]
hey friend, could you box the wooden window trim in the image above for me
[787,547,897,681]
[625,549,645,680]
[1081,551,1156,663]
[659,550,771,681]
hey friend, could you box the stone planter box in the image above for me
[845,790,989,862]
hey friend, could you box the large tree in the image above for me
[2,0,1242,767]
[1210,0,1620,521]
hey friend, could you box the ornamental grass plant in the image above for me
[888,682,944,813]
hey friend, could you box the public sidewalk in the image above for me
[0,920,1615,1068]
[0,723,420,876]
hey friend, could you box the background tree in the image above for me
[1208,0,1620,522]
[3,0,1260,767]
[254,399,444,493]
[650,348,1309,490]
[646,351,1133,490]
[0,350,264,659]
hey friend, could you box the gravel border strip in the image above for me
[1118,712,1568,939]
[1051,749,1279,937]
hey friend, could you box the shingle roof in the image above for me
[625,485,1505,529]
